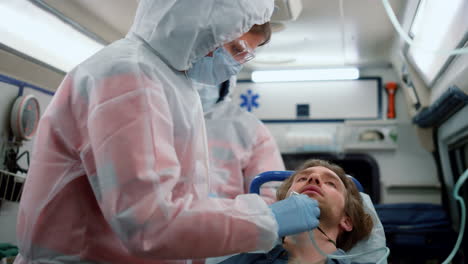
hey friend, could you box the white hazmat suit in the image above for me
[200,79,285,204]
[15,0,279,263]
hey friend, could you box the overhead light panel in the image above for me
[251,68,360,83]
[0,0,105,72]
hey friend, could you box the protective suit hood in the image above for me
[128,0,274,71]
[15,1,279,262]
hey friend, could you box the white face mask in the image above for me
[193,82,221,112]
[187,47,243,86]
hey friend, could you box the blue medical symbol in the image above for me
[240,89,260,112]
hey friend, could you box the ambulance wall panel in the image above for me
[232,78,381,121]
[253,67,440,204]
[0,75,54,244]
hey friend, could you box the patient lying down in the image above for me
[219,159,374,264]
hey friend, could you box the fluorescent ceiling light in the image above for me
[251,68,360,83]
[0,0,105,72]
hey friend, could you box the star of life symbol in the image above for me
[240,89,259,112]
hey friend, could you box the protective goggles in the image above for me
[223,39,255,64]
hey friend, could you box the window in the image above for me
[0,0,105,72]
[406,0,467,86]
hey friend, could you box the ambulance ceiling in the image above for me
[42,0,405,70]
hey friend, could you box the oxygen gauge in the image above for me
[10,94,41,141]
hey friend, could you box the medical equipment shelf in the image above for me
[343,120,398,151]
[0,169,25,204]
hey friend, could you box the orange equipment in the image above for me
[385,82,398,119]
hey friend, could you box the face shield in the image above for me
[223,39,255,64]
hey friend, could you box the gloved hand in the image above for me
[269,194,320,237]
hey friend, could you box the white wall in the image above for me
[348,67,438,205]
[251,67,440,204]
[366,125,439,204]
[233,79,380,120]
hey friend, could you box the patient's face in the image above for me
[288,166,347,225]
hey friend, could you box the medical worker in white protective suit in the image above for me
[14,0,320,263]
[197,77,285,204]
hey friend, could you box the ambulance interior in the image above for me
[0,0,467,263]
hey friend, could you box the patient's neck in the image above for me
[283,225,339,264]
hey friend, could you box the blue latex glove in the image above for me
[269,194,320,237]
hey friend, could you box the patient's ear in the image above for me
[339,216,353,232]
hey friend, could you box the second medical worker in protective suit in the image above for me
[15,0,320,263]
[197,77,285,204]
